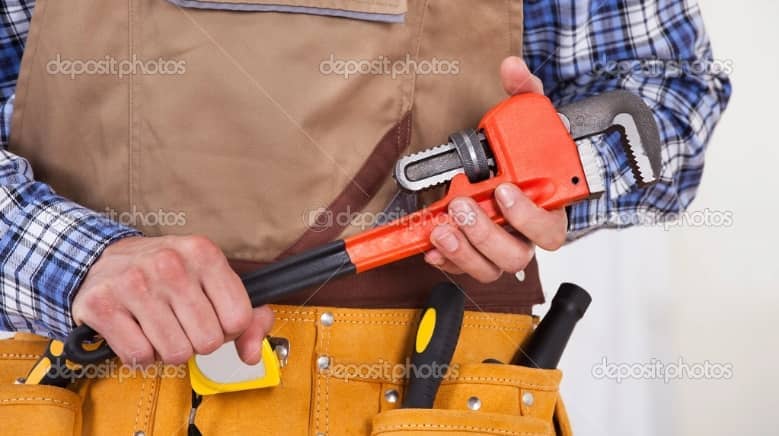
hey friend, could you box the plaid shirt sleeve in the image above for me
[1,0,140,339]
[523,0,732,240]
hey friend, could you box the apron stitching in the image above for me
[506,0,513,56]
[8,0,49,138]
[127,0,136,211]
[406,0,429,112]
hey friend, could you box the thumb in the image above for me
[234,306,275,365]
[500,56,544,95]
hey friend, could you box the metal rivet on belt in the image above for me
[134,432,146,436]
[316,433,326,436]
[522,392,535,407]
[384,389,399,404]
[467,396,482,411]
[317,355,331,371]
[515,270,526,282]
[320,312,334,327]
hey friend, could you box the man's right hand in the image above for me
[71,235,274,366]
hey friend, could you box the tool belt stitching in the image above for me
[275,317,316,323]
[311,318,532,331]
[0,397,75,407]
[133,377,148,432]
[314,311,333,435]
[373,423,546,436]
[442,377,558,391]
[273,309,317,316]
[0,353,42,359]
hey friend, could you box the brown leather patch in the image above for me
[229,254,543,314]
[279,111,413,257]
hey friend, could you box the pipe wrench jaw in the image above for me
[557,91,663,188]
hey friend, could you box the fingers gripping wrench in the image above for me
[63,91,661,365]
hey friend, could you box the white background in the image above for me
[537,1,779,434]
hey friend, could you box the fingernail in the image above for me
[496,184,517,208]
[432,227,459,252]
[247,341,263,364]
[449,199,475,227]
[425,251,445,266]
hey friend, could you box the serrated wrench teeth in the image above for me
[394,143,464,191]
[612,113,657,186]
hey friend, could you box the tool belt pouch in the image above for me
[0,334,82,436]
[371,364,572,436]
[0,310,572,435]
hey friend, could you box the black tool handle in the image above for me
[243,240,355,307]
[402,283,465,409]
[64,240,356,364]
[512,283,591,369]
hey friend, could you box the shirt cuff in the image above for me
[0,195,140,339]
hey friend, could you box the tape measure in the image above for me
[188,337,286,396]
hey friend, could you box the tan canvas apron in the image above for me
[1,0,572,434]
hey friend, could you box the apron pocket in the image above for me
[371,409,553,436]
[0,384,83,436]
[165,0,408,22]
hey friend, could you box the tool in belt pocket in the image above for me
[188,336,288,395]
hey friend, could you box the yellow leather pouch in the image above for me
[0,334,82,436]
[0,307,573,435]
[371,363,572,436]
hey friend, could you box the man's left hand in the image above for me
[424,56,568,283]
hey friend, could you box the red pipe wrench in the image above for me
[65,91,661,364]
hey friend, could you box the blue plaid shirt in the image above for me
[1,0,731,338]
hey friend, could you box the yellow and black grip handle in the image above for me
[22,339,82,387]
[402,283,465,409]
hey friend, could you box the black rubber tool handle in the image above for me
[243,240,355,307]
[402,283,465,409]
[65,240,356,365]
[512,283,591,369]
